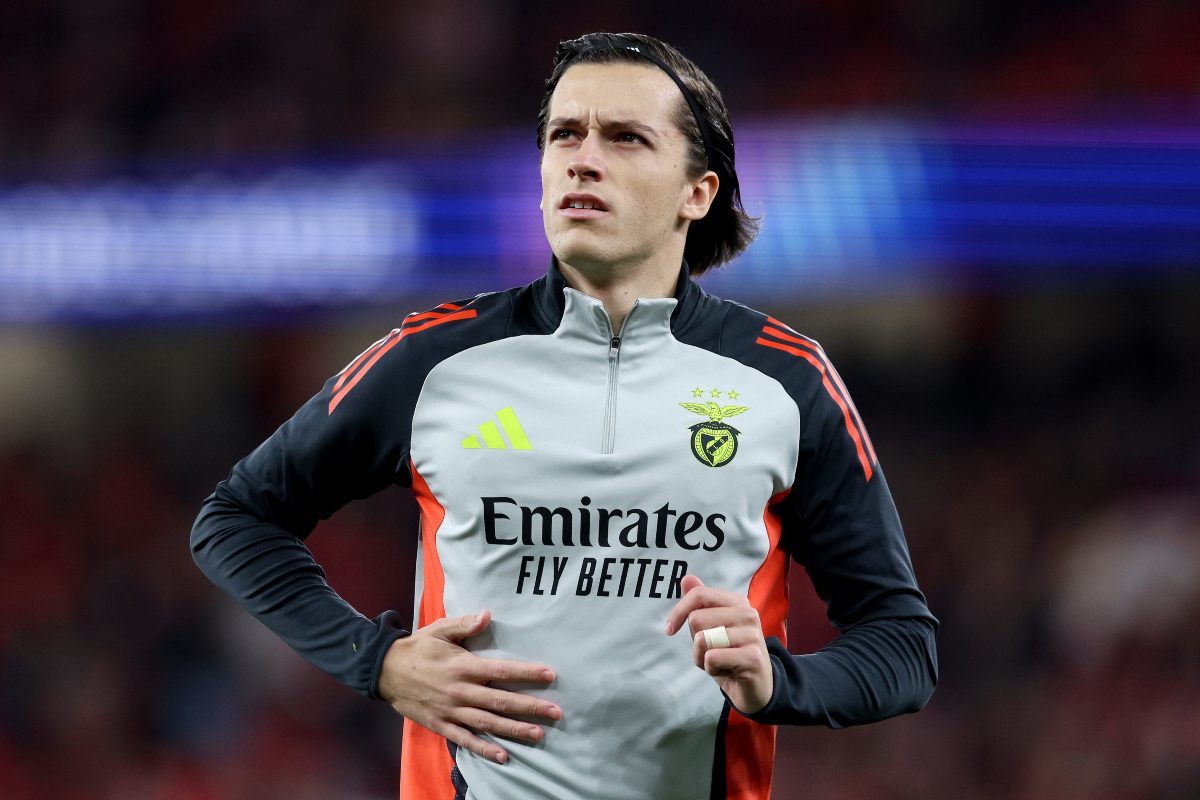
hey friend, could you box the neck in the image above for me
[557,256,681,335]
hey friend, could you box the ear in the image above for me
[680,171,719,222]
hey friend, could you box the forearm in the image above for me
[744,617,937,727]
[191,493,408,699]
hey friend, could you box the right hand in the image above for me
[378,610,561,764]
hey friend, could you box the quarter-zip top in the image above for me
[403,281,804,800]
[193,259,937,800]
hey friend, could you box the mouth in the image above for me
[558,193,609,219]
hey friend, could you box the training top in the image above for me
[192,262,938,800]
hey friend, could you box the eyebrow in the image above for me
[546,117,662,139]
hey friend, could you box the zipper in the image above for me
[601,333,621,454]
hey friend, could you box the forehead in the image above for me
[548,61,683,127]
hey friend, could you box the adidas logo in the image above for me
[462,407,532,450]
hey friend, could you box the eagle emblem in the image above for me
[678,401,750,467]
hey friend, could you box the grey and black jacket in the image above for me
[192,262,938,800]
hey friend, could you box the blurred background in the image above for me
[2,1,1200,798]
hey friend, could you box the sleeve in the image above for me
[743,349,939,727]
[190,333,414,700]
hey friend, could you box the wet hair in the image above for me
[537,32,759,276]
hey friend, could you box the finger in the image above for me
[686,606,759,639]
[461,685,563,721]
[692,626,751,667]
[664,577,707,634]
[468,657,556,685]
[703,645,761,676]
[436,719,509,764]
[457,707,546,743]
[665,584,748,635]
[432,610,491,644]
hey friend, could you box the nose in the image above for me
[567,131,604,182]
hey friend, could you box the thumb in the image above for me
[681,574,705,594]
[432,610,491,643]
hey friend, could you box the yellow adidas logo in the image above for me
[462,407,532,450]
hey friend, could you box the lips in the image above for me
[559,193,609,219]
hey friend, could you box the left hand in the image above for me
[664,575,774,714]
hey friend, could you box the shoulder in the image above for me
[325,291,513,416]
[680,295,834,405]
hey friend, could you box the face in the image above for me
[540,61,716,274]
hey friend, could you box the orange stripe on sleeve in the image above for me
[766,316,800,335]
[333,331,396,392]
[760,325,814,349]
[402,309,453,325]
[327,309,477,414]
[399,464,455,800]
[760,327,877,466]
[756,337,873,481]
[821,358,877,466]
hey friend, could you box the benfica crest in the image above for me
[679,400,750,467]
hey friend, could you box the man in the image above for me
[192,32,937,800]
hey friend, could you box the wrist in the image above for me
[373,632,412,703]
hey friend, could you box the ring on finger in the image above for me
[703,626,731,649]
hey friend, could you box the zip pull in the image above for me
[609,336,621,357]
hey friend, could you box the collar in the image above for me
[531,257,705,336]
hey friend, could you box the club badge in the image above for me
[680,389,749,468]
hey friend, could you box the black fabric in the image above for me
[745,622,938,728]
[445,740,470,800]
[190,290,518,698]
[675,292,939,727]
[192,259,937,722]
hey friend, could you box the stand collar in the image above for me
[532,257,704,335]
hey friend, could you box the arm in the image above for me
[190,355,413,699]
[755,363,939,727]
[668,336,937,726]
[191,324,560,762]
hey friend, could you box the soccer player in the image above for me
[192,32,937,800]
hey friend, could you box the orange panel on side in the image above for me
[399,464,453,800]
[724,490,791,800]
[400,719,456,800]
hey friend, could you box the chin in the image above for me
[549,231,620,271]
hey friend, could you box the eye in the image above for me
[618,132,645,144]
[551,128,577,141]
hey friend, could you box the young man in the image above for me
[192,33,937,800]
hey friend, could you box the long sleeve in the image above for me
[191,332,416,700]
[747,619,936,727]
[727,319,939,727]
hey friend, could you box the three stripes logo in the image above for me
[754,316,877,481]
[462,407,533,451]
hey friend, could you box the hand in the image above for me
[664,575,774,714]
[378,610,561,764]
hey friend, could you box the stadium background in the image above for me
[2,1,1199,798]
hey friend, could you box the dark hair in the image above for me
[537,33,759,276]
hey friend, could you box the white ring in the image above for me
[703,626,731,649]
